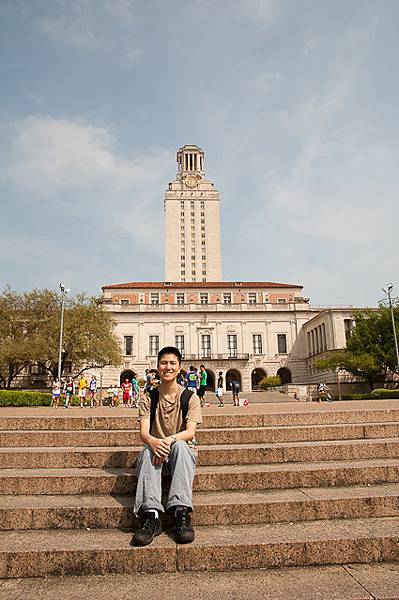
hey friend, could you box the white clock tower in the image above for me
[164,145,222,282]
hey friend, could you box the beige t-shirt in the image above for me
[138,385,202,441]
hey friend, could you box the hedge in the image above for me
[0,390,53,406]
[341,389,399,400]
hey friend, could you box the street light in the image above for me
[381,283,399,370]
[57,283,70,382]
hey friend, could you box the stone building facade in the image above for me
[99,145,362,394]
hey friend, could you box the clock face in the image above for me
[186,175,199,188]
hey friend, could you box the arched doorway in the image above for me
[120,370,136,385]
[206,369,215,391]
[226,369,242,391]
[277,367,292,385]
[251,368,267,391]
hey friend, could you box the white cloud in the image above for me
[4,115,174,255]
[38,14,98,49]
[238,0,279,25]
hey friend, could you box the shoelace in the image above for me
[177,511,190,527]
[141,516,156,531]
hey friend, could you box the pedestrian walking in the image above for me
[63,377,75,408]
[198,364,208,408]
[231,380,240,407]
[185,366,199,392]
[89,375,98,408]
[51,379,61,408]
[121,378,132,407]
[131,373,139,408]
[78,376,88,408]
[216,371,224,407]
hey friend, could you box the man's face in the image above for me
[158,353,180,382]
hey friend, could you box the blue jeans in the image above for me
[133,441,196,516]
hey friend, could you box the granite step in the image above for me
[1,484,399,531]
[0,516,398,577]
[1,421,399,448]
[3,562,399,600]
[1,458,398,495]
[1,408,399,431]
[1,437,399,469]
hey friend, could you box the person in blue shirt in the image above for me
[185,366,199,391]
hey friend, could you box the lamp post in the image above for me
[57,283,69,382]
[382,283,399,370]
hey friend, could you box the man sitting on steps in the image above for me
[133,346,203,546]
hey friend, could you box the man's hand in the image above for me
[148,437,171,461]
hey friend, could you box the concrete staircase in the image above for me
[0,407,399,578]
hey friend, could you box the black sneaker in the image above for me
[133,512,162,546]
[175,507,194,544]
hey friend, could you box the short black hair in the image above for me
[200,364,205,369]
[157,346,182,365]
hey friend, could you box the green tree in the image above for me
[0,288,122,388]
[315,306,399,390]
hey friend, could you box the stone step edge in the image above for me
[1,482,398,506]
[1,483,399,530]
[2,435,399,453]
[2,420,399,434]
[0,516,398,577]
[1,457,398,476]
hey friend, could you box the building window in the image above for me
[227,334,237,358]
[223,293,231,304]
[253,334,262,354]
[200,201,204,209]
[124,335,133,356]
[150,293,159,305]
[277,298,287,304]
[200,293,208,305]
[190,201,194,209]
[277,334,287,354]
[180,201,184,209]
[201,334,211,358]
[248,293,257,304]
[120,299,130,305]
[176,293,185,304]
[175,335,185,358]
[149,335,159,356]
[344,319,353,342]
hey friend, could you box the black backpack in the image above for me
[149,387,194,431]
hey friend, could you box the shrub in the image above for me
[341,389,399,400]
[369,388,399,399]
[260,376,282,389]
[0,390,52,406]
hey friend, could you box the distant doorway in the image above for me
[251,368,267,391]
[226,369,242,391]
[205,369,215,391]
[277,367,292,385]
[120,370,136,385]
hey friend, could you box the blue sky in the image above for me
[1,0,398,306]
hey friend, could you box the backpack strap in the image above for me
[149,387,194,431]
[149,388,159,431]
[180,388,194,427]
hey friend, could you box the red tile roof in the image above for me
[102,281,302,290]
